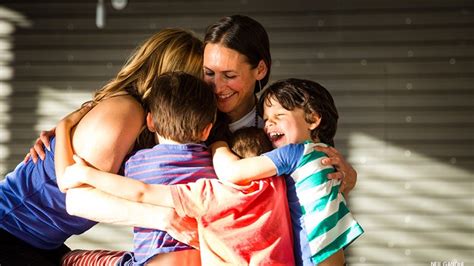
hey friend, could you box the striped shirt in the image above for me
[264,141,364,265]
[123,143,216,265]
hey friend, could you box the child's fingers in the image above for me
[62,102,94,127]
[73,154,87,166]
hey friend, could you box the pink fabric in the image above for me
[171,176,295,265]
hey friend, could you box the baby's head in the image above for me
[230,127,273,158]
[145,71,217,143]
[257,78,339,147]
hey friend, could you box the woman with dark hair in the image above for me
[201,15,355,196]
[203,15,271,137]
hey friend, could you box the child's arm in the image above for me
[210,141,277,185]
[66,186,172,229]
[55,103,93,192]
[63,158,174,208]
[65,186,198,247]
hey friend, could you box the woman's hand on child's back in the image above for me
[315,145,357,195]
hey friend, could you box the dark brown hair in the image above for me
[146,72,217,143]
[257,78,339,146]
[230,127,273,158]
[204,14,271,92]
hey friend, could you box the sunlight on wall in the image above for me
[0,7,32,28]
[346,132,473,265]
[35,86,91,130]
[65,222,133,251]
[0,7,31,177]
[0,82,11,173]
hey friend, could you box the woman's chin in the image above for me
[217,102,234,115]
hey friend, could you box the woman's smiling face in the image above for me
[263,97,319,148]
[203,43,259,123]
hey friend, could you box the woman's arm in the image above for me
[315,145,357,195]
[71,96,145,174]
[63,159,174,208]
[210,141,277,185]
[55,95,144,182]
[54,95,144,178]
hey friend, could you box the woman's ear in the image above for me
[308,113,321,131]
[256,60,268,81]
[200,123,213,141]
[146,112,155,132]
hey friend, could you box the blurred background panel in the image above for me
[0,0,472,265]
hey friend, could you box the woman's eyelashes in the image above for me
[203,70,235,80]
[204,71,214,77]
[224,74,236,79]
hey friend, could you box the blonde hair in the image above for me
[92,28,203,104]
[89,28,204,149]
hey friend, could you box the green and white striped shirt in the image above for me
[264,141,364,264]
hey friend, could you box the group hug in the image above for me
[1,14,363,266]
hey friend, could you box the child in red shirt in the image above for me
[60,73,294,265]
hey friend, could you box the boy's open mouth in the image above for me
[268,132,284,142]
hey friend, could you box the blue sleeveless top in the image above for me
[0,137,97,249]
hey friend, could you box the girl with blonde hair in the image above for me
[0,28,203,265]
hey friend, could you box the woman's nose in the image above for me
[214,76,226,93]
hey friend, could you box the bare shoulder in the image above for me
[73,95,146,172]
[77,95,144,135]
[92,95,144,117]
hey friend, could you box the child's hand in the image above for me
[62,155,92,190]
[165,211,199,249]
[58,101,95,130]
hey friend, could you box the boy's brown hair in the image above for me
[257,78,339,146]
[145,72,217,143]
[230,127,273,158]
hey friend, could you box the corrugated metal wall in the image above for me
[1,1,473,265]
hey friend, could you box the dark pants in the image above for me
[0,228,71,266]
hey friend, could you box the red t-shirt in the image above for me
[171,176,295,265]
